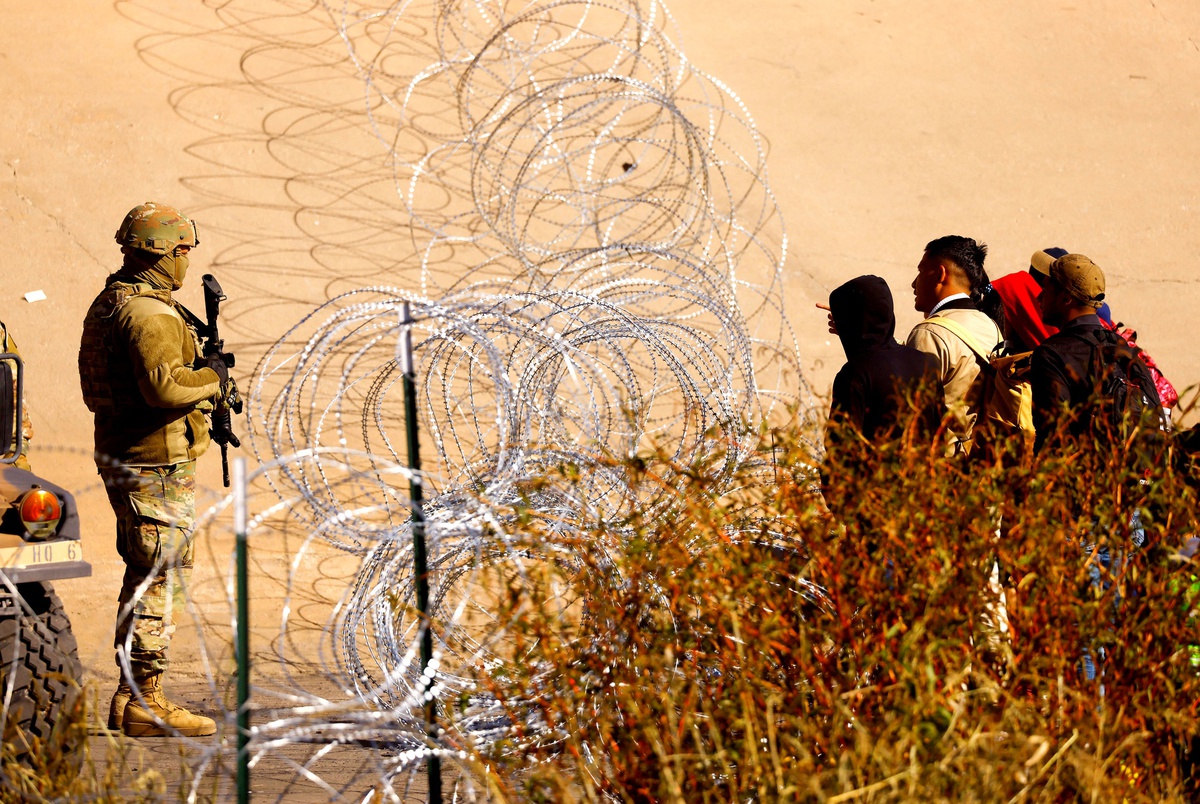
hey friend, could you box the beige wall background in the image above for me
[2,0,1198,675]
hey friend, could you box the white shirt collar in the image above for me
[928,292,971,318]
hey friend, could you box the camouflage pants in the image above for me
[101,461,196,679]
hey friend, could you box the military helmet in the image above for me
[114,202,199,255]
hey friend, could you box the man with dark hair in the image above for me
[906,235,1004,455]
[1030,253,1161,452]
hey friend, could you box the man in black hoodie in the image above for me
[822,275,942,543]
[826,275,941,445]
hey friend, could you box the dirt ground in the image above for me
[3,0,1198,797]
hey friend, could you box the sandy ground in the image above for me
[2,0,1198,797]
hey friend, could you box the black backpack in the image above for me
[1066,328,1164,443]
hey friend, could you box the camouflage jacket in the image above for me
[1,320,34,469]
[79,271,221,466]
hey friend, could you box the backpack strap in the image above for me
[922,316,1002,364]
[1063,328,1162,411]
[1061,328,1141,382]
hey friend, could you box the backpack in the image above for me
[925,317,1036,456]
[1064,328,1166,443]
[1100,319,1179,409]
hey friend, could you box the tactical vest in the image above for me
[79,277,200,415]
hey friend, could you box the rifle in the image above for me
[182,275,242,487]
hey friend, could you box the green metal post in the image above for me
[233,457,251,804]
[399,302,442,803]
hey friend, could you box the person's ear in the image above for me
[935,262,952,288]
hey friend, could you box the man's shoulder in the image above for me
[1036,329,1076,349]
[881,339,937,361]
[906,319,951,355]
[1032,330,1073,359]
[1032,325,1104,379]
[930,306,1000,332]
[915,308,1002,350]
[853,342,938,377]
[887,342,941,380]
[909,317,949,338]
[117,289,177,321]
[831,360,860,389]
[90,278,169,309]
[109,291,182,343]
[1037,322,1103,352]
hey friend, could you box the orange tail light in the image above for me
[19,488,62,540]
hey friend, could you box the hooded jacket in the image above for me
[828,275,941,443]
[79,259,221,466]
[991,271,1057,353]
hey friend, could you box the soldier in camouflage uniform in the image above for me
[1,320,34,471]
[79,202,227,737]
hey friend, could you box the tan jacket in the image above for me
[80,274,221,467]
[906,306,1003,453]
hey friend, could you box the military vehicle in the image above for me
[0,350,89,751]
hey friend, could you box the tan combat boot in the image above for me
[107,680,133,731]
[122,672,216,737]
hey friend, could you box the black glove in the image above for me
[206,354,229,385]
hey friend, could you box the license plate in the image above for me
[0,539,85,569]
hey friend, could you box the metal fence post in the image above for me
[233,457,251,804]
[399,302,443,803]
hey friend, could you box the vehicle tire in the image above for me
[0,581,83,757]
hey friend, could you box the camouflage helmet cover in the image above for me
[114,202,199,256]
